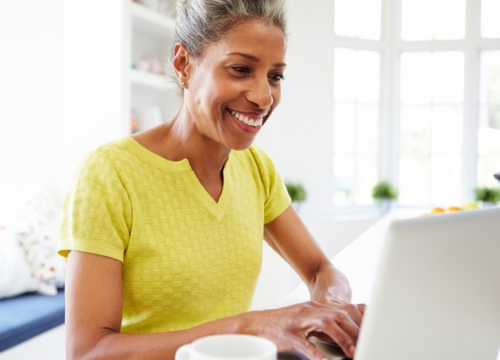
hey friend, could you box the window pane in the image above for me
[354,155,377,204]
[477,156,500,187]
[334,0,357,38]
[431,156,462,208]
[400,105,432,155]
[431,106,463,155]
[333,155,355,205]
[478,51,500,190]
[334,49,356,102]
[356,105,379,154]
[433,52,464,103]
[402,0,465,41]
[334,103,356,154]
[334,0,381,40]
[401,53,432,104]
[480,52,500,103]
[434,0,465,40]
[399,156,430,205]
[401,0,433,41]
[357,51,380,103]
[481,0,500,38]
[357,0,382,40]
[478,119,500,156]
[431,156,462,206]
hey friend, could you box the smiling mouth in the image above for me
[227,108,264,127]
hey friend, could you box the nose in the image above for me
[246,76,274,109]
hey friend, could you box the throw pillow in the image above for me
[0,226,38,299]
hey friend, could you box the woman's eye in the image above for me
[231,66,250,73]
[270,74,285,83]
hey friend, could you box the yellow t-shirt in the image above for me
[58,136,291,333]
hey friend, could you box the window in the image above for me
[481,0,500,38]
[332,0,500,211]
[333,49,380,205]
[334,0,381,40]
[401,0,466,41]
[478,51,500,187]
[399,52,464,205]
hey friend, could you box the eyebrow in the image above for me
[227,52,287,68]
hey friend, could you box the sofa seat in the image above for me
[0,290,65,352]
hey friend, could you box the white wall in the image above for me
[256,0,336,221]
[0,0,64,221]
[62,0,127,192]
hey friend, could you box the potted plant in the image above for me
[372,181,399,215]
[474,186,500,208]
[285,183,307,214]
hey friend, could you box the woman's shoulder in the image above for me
[231,144,279,182]
[76,136,135,178]
[240,143,278,170]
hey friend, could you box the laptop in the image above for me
[313,207,500,360]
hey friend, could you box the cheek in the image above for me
[272,87,282,107]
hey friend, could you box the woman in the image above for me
[59,0,365,359]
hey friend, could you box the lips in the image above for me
[226,108,264,133]
[227,108,265,127]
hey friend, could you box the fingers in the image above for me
[288,334,330,360]
[318,311,358,358]
[337,303,364,328]
[357,303,366,315]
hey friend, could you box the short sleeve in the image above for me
[248,145,291,224]
[58,149,132,263]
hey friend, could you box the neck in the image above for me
[158,105,231,178]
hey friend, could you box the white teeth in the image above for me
[228,109,263,127]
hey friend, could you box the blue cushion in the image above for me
[0,290,65,352]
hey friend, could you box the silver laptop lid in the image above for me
[355,207,500,360]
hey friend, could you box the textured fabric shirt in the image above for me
[58,136,291,333]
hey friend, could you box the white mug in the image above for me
[175,334,277,360]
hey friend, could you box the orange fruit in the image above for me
[431,207,445,214]
[446,206,461,212]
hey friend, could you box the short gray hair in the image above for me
[166,0,288,92]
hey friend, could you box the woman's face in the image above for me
[182,19,287,151]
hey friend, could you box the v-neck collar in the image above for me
[184,155,232,221]
[123,136,232,222]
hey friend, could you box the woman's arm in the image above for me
[263,205,365,323]
[65,251,243,360]
[66,249,358,360]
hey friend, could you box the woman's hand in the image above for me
[241,301,360,360]
[309,299,366,349]
[317,298,366,328]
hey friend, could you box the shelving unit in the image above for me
[130,69,175,90]
[126,0,181,134]
[130,1,176,41]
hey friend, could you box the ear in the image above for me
[173,42,192,87]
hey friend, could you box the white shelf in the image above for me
[130,69,176,90]
[130,1,175,41]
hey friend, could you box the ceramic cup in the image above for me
[175,334,277,360]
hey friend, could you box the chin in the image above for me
[227,138,256,151]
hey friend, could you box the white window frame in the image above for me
[332,0,500,216]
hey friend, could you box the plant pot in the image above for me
[377,199,395,215]
[480,201,498,208]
